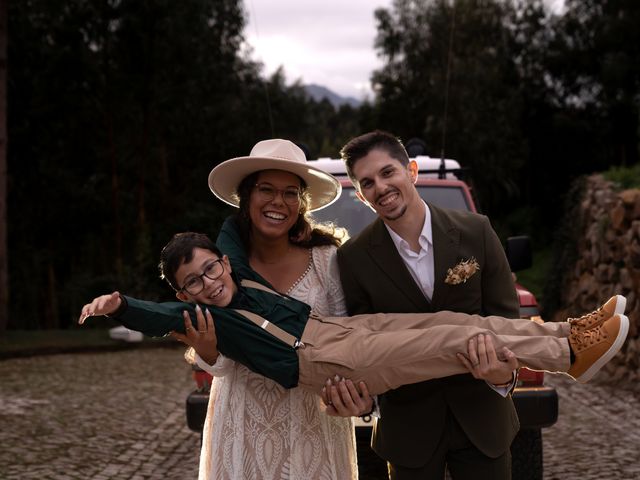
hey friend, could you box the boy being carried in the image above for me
[80,230,629,395]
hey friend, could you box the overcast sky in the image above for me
[242,0,565,101]
[243,0,392,100]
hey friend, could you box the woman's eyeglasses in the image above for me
[254,183,302,206]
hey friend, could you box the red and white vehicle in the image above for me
[186,155,557,480]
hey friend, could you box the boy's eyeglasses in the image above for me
[179,259,225,295]
[254,183,302,206]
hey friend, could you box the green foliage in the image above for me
[371,0,527,215]
[543,0,640,166]
[542,176,587,317]
[513,246,553,304]
[492,205,553,248]
[491,205,555,304]
[6,0,640,329]
[603,164,640,190]
[7,0,364,329]
[370,0,639,241]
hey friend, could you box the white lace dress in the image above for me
[196,245,358,480]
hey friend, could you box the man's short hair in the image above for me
[159,232,222,290]
[340,130,410,185]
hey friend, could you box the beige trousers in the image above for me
[297,311,571,396]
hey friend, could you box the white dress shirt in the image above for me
[385,202,435,301]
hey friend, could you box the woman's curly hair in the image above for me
[232,171,346,253]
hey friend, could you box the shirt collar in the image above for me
[385,201,432,252]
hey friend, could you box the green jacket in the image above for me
[116,217,310,389]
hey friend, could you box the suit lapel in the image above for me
[430,204,461,310]
[366,219,432,311]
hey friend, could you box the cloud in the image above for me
[244,0,392,99]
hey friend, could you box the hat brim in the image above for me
[208,156,342,212]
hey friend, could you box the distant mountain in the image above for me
[304,84,361,109]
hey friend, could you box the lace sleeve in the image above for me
[195,353,235,377]
[312,246,348,317]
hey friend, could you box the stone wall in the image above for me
[551,174,640,387]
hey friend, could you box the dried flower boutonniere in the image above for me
[444,257,480,285]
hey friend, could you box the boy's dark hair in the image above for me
[340,130,410,186]
[159,232,222,290]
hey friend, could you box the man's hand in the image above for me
[457,334,518,386]
[79,292,122,324]
[170,305,219,365]
[320,376,374,417]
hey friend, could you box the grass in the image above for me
[603,164,640,190]
[0,328,177,359]
[513,246,553,306]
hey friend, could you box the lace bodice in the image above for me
[197,245,357,479]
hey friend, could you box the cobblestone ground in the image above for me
[0,347,200,480]
[542,375,640,480]
[1,348,639,479]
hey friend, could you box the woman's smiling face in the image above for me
[248,169,303,240]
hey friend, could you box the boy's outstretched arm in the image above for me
[79,292,122,324]
[79,292,193,337]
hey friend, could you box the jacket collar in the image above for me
[366,218,431,310]
[365,203,460,310]
[429,204,461,309]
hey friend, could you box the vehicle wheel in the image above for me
[511,428,543,480]
[356,427,388,480]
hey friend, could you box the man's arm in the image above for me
[458,334,518,385]
[479,216,520,318]
[476,216,520,391]
[336,246,372,315]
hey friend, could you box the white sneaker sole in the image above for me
[612,294,627,316]
[577,314,629,383]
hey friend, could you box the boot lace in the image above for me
[570,324,608,351]
[569,307,605,328]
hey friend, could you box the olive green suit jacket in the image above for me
[336,203,520,468]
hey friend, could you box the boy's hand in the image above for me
[170,306,219,365]
[79,292,122,324]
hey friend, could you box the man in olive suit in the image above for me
[336,131,520,479]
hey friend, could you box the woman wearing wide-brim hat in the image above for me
[189,139,368,480]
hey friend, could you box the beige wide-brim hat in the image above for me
[208,139,341,212]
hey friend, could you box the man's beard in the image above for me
[382,204,408,222]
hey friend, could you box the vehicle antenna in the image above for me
[248,0,275,137]
[439,0,457,178]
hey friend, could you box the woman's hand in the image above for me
[321,376,374,417]
[170,305,219,365]
[78,292,122,324]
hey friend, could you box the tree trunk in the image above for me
[0,0,9,334]
[108,115,123,279]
